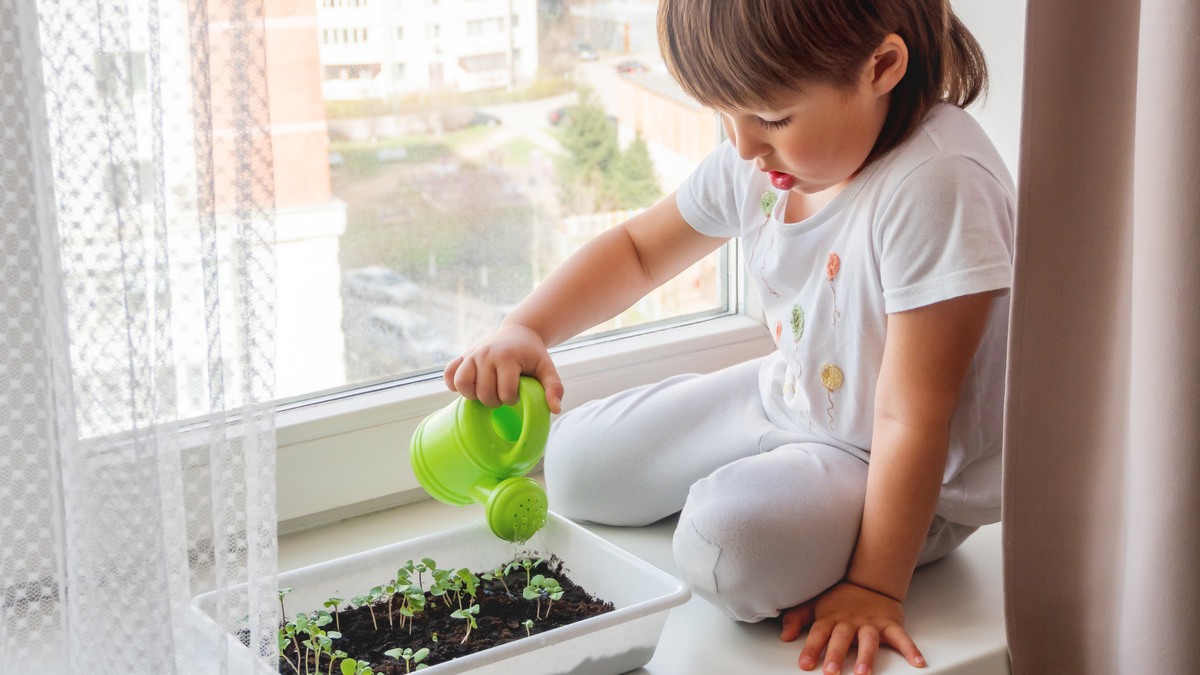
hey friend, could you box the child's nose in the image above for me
[728,121,770,162]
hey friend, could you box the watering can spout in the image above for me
[410,376,553,542]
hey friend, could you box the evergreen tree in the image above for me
[555,87,620,214]
[611,131,662,209]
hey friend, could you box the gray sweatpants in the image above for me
[544,357,977,622]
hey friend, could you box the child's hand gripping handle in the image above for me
[444,324,564,414]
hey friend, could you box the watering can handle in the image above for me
[496,376,551,467]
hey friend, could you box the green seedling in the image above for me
[329,650,348,675]
[323,597,344,631]
[340,659,373,675]
[457,568,480,601]
[522,574,564,620]
[278,629,300,673]
[431,632,438,642]
[381,582,399,628]
[430,569,455,608]
[351,591,380,630]
[450,603,480,643]
[419,558,436,588]
[506,557,546,588]
[522,619,533,637]
[481,565,512,595]
[384,647,430,673]
[397,585,427,635]
[278,587,295,624]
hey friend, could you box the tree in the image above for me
[555,87,620,214]
[611,131,662,209]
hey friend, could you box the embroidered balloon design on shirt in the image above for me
[748,190,780,298]
[826,252,841,325]
[774,319,783,343]
[820,363,844,430]
[789,303,805,372]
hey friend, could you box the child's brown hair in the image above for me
[658,0,987,165]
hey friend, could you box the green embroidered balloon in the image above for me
[760,190,777,216]
[791,304,804,340]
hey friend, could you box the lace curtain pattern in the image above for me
[1,0,279,670]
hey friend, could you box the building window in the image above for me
[324,63,381,80]
[466,18,503,36]
[322,29,329,44]
[427,24,440,38]
[342,28,348,43]
[394,26,404,40]
[458,51,506,73]
[512,48,520,62]
[511,14,518,27]
[393,63,406,79]
[363,28,368,42]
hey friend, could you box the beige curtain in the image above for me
[1003,0,1200,672]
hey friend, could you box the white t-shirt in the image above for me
[675,103,1015,526]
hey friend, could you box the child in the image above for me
[443,1,1013,673]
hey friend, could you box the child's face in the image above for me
[717,36,906,196]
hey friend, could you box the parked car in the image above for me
[469,109,501,127]
[365,306,453,365]
[342,266,420,306]
[572,41,599,61]
[616,60,648,74]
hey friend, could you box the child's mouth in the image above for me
[768,171,795,190]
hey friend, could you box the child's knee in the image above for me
[671,451,866,622]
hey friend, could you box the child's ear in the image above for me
[870,33,909,97]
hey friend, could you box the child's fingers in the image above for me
[822,622,855,674]
[780,602,814,642]
[475,361,500,408]
[443,356,464,392]
[496,361,523,406]
[798,618,833,670]
[453,357,479,401]
[881,624,925,668]
[534,357,564,414]
[854,625,880,675]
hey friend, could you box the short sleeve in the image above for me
[875,154,1014,313]
[675,140,745,238]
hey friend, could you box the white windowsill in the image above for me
[279,480,1010,675]
[275,312,775,533]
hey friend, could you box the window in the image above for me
[323,29,329,44]
[458,52,506,72]
[324,63,381,80]
[104,159,155,210]
[467,18,503,36]
[293,0,726,405]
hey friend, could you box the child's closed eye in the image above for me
[757,116,792,130]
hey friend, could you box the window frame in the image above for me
[275,235,770,533]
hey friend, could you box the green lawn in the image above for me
[499,137,539,167]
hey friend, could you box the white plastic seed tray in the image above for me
[191,511,691,675]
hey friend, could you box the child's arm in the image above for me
[782,291,995,674]
[443,194,728,413]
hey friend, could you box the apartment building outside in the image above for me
[317,0,539,100]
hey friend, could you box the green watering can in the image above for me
[410,376,552,542]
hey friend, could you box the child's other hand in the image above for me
[780,582,925,675]
[443,324,564,414]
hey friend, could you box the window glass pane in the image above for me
[281,0,725,400]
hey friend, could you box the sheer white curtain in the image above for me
[0,0,279,670]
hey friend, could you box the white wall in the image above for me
[953,0,1027,179]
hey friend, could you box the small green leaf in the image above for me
[413,648,429,662]
[277,587,294,599]
[341,659,358,675]
[383,647,404,659]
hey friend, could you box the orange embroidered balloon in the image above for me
[826,252,840,281]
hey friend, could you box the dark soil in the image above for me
[276,556,614,674]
